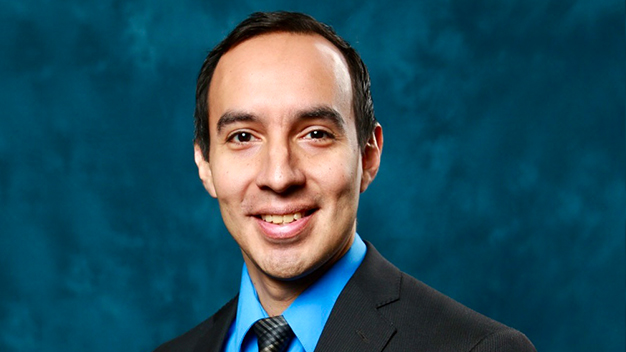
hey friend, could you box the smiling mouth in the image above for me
[257,210,315,225]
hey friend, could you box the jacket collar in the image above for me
[193,295,238,352]
[314,241,401,352]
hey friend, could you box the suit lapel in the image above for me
[193,296,238,352]
[315,242,401,352]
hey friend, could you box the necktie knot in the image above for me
[252,315,294,352]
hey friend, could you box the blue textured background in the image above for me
[1,1,624,351]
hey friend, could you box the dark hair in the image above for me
[194,11,376,160]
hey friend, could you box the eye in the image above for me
[228,131,256,143]
[306,130,334,140]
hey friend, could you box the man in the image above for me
[155,11,536,352]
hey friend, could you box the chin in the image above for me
[259,254,321,282]
[263,261,309,281]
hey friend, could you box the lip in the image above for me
[254,210,315,241]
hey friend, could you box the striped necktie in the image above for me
[252,315,294,352]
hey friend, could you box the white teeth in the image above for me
[261,212,304,225]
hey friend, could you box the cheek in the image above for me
[316,156,361,198]
[211,167,242,202]
[212,158,255,196]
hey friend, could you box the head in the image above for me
[194,11,376,161]
[193,12,383,284]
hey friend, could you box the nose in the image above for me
[255,139,305,194]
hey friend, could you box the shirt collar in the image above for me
[232,233,367,352]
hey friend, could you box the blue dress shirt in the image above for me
[222,234,367,352]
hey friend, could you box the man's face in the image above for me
[195,32,381,281]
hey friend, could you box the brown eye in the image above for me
[308,130,332,139]
[230,132,253,143]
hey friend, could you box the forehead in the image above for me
[208,32,353,127]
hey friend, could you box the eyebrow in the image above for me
[216,111,257,134]
[297,106,346,134]
[215,105,347,134]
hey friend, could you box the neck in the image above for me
[244,235,354,317]
[247,274,307,316]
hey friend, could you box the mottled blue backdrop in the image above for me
[1,0,623,351]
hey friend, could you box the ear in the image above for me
[194,144,217,198]
[360,123,383,193]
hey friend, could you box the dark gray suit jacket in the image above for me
[154,242,536,352]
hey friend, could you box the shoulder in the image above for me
[392,272,535,351]
[152,296,238,352]
[356,243,536,351]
